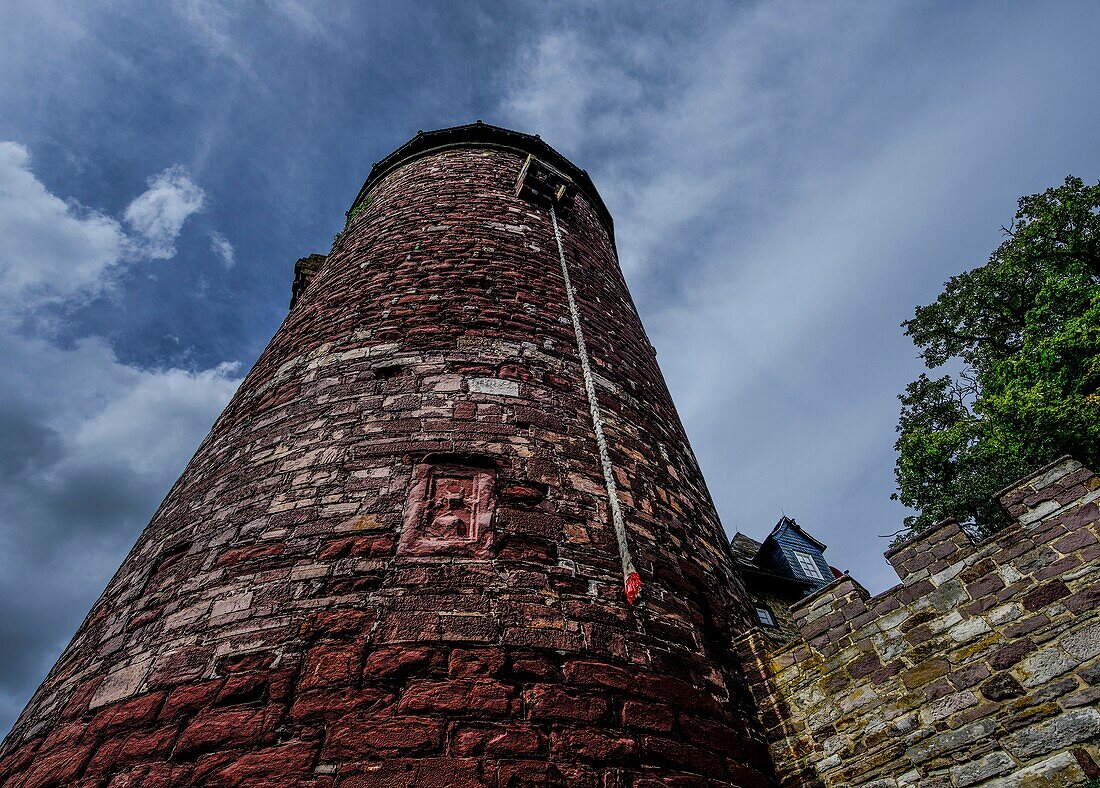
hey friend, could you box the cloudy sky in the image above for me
[1,1,1098,736]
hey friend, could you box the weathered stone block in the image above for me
[174,707,268,758]
[906,719,995,762]
[620,700,675,733]
[468,377,520,397]
[321,714,443,759]
[204,740,319,786]
[550,728,637,764]
[1022,579,1072,612]
[1009,707,1100,759]
[524,686,608,723]
[901,659,950,689]
[17,744,93,788]
[979,673,1025,702]
[89,658,153,710]
[988,639,1037,670]
[448,647,506,678]
[299,643,361,690]
[210,591,252,618]
[1061,621,1100,661]
[949,749,1015,786]
[1018,647,1077,688]
[398,678,514,716]
[995,750,1088,787]
[918,690,978,724]
[86,691,165,737]
[451,724,545,757]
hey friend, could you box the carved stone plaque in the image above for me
[400,463,495,556]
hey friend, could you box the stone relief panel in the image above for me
[399,462,496,556]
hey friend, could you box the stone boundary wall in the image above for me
[739,456,1100,787]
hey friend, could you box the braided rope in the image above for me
[549,204,641,604]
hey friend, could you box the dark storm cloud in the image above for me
[0,400,63,477]
[2,0,1100,738]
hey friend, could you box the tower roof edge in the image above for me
[349,122,615,242]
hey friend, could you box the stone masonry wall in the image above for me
[741,456,1100,787]
[0,134,776,787]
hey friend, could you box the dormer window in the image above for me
[793,550,824,581]
[754,606,777,627]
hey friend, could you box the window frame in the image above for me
[793,549,825,581]
[754,605,777,627]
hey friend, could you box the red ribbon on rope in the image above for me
[624,572,642,605]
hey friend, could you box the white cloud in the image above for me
[502,31,646,154]
[271,0,330,39]
[0,141,124,303]
[68,348,239,477]
[1,334,240,499]
[210,230,235,267]
[0,147,234,527]
[0,144,208,313]
[123,165,205,260]
[0,145,238,553]
[0,146,241,735]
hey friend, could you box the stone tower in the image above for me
[0,123,776,787]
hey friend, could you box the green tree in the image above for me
[894,176,1100,538]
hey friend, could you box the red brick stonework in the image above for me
[0,124,777,786]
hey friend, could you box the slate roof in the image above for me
[766,516,827,551]
[729,531,814,590]
[730,517,843,591]
[730,532,764,564]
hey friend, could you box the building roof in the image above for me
[765,516,828,552]
[347,121,616,244]
[730,532,764,564]
[729,531,815,591]
[730,516,847,593]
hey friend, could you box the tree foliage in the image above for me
[894,176,1100,538]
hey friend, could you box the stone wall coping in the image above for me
[789,573,870,614]
[884,456,1081,566]
[883,517,960,559]
[888,455,1078,561]
[884,517,974,583]
[881,456,1094,586]
[992,454,1077,503]
[770,456,1098,659]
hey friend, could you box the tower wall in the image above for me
[0,126,775,787]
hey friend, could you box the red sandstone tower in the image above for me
[0,123,777,787]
